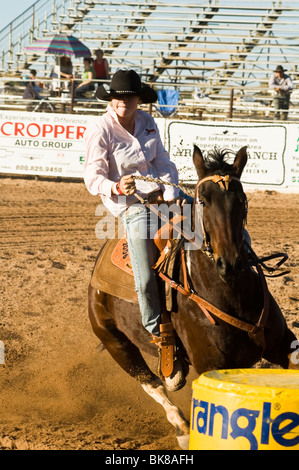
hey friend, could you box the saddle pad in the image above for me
[91,237,138,303]
[111,238,134,276]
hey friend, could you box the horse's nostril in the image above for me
[216,256,240,279]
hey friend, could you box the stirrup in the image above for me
[159,322,175,378]
[150,323,175,378]
[151,334,185,391]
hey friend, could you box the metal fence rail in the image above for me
[1,0,299,120]
[1,76,299,123]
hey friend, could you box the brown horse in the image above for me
[88,145,298,449]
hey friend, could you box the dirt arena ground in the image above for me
[0,177,298,450]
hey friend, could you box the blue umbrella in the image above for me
[24,33,91,58]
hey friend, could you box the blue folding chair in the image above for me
[157,89,179,117]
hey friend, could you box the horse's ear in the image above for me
[232,146,247,178]
[193,145,207,179]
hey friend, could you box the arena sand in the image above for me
[0,178,298,450]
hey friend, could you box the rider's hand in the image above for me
[119,174,136,196]
[165,197,187,206]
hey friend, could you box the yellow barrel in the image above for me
[189,369,299,450]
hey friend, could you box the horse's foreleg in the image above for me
[88,285,155,382]
[89,285,190,449]
[141,381,190,450]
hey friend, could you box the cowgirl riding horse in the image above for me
[84,69,186,390]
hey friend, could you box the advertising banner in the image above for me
[0,111,94,178]
[166,120,298,191]
[0,111,299,192]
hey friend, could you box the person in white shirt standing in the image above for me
[84,69,185,390]
[269,65,293,120]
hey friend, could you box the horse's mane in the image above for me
[203,147,234,174]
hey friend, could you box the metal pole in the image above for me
[229,88,234,119]
[70,79,74,113]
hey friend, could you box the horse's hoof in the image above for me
[177,434,189,450]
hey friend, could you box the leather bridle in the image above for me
[195,174,248,260]
[196,174,241,191]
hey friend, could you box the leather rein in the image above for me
[159,249,269,351]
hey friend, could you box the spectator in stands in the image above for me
[84,69,186,391]
[59,56,73,91]
[74,57,96,98]
[23,69,42,100]
[60,56,73,80]
[269,65,293,120]
[93,48,109,83]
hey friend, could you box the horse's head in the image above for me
[193,145,248,282]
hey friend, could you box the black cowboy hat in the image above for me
[96,69,157,104]
[274,65,287,72]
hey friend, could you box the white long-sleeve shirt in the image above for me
[268,73,293,95]
[84,105,179,216]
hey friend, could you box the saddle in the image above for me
[91,212,184,305]
[91,189,167,302]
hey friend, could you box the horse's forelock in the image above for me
[204,147,234,173]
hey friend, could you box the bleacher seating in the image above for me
[1,0,299,121]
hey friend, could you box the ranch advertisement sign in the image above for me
[0,111,299,192]
[166,121,299,191]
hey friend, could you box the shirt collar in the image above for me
[107,103,140,135]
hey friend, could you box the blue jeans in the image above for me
[74,83,94,98]
[121,204,161,336]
